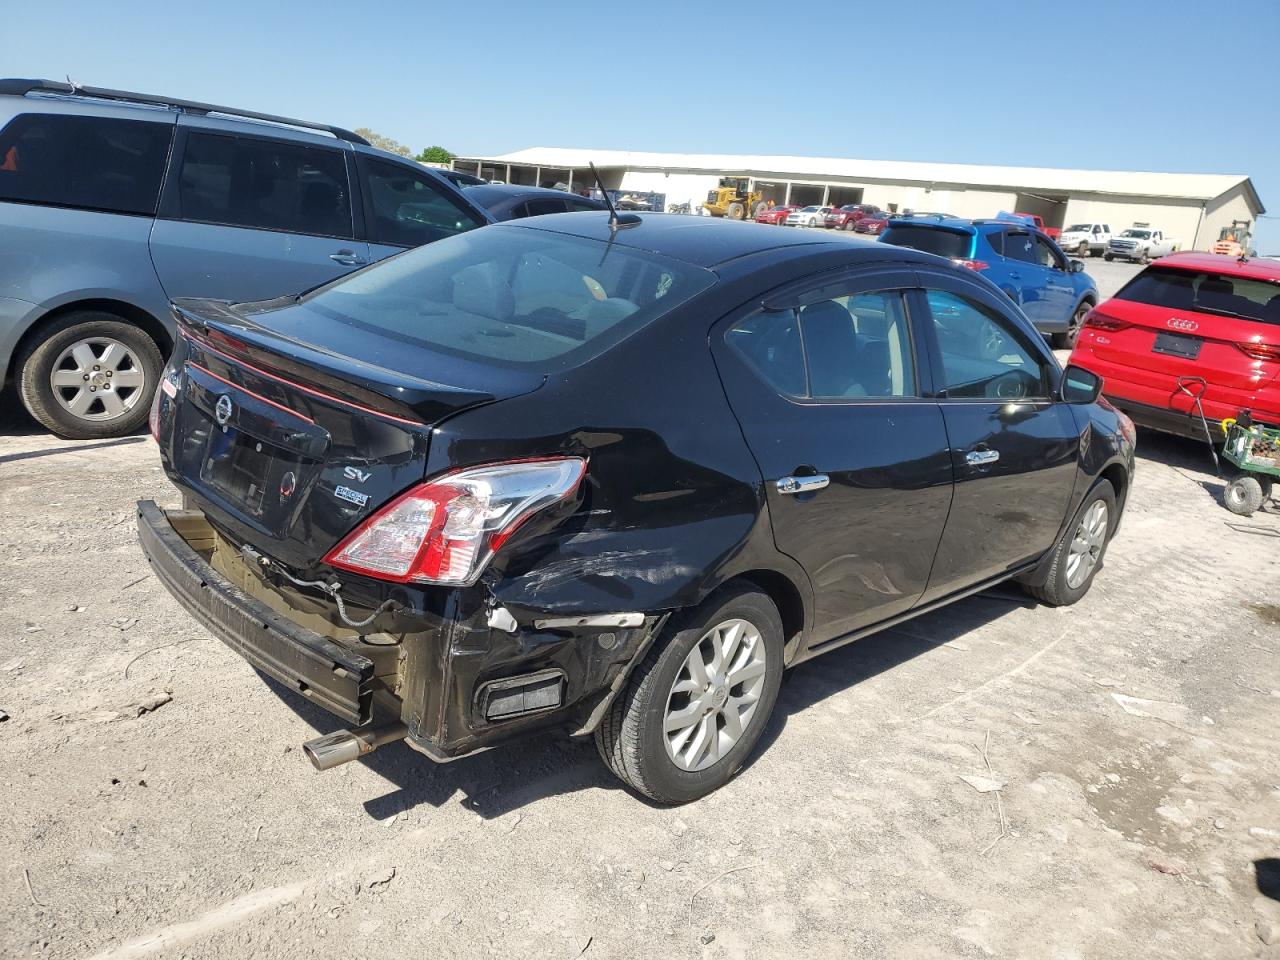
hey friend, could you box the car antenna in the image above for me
[590,162,641,230]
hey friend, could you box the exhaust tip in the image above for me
[302,722,408,771]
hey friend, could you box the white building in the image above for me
[452,147,1263,251]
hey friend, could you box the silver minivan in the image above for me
[0,79,491,438]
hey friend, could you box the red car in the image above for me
[854,213,893,235]
[755,204,798,225]
[1068,252,1280,438]
[824,204,882,230]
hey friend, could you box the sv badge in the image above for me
[342,466,372,484]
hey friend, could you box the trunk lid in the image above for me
[165,298,545,570]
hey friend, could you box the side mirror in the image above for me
[1070,259,1086,273]
[1060,364,1102,404]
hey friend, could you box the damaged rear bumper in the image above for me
[136,500,662,763]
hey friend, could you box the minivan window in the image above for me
[178,132,352,238]
[360,157,483,246]
[0,113,172,216]
[880,224,972,259]
[305,225,715,371]
[1117,267,1280,325]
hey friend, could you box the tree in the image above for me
[415,145,455,164]
[354,128,411,157]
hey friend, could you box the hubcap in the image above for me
[662,618,767,772]
[50,338,146,422]
[1065,499,1108,589]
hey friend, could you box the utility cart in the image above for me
[1222,418,1280,516]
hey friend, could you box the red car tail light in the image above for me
[324,457,587,586]
[1084,310,1131,333]
[952,259,989,271]
[1236,341,1280,362]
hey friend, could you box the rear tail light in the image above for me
[952,259,989,271]
[324,457,587,586]
[1084,310,1131,333]
[149,370,180,442]
[1236,341,1280,362]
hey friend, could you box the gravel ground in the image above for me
[3,318,1280,959]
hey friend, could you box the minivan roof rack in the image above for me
[0,78,370,146]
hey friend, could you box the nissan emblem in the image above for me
[214,394,234,426]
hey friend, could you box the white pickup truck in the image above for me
[1057,222,1112,257]
[1105,226,1180,263]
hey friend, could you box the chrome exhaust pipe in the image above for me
[303,721,408,771]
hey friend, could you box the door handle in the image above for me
[965,449,1000,466]
[329,250,368,266]
[777,474,830,495]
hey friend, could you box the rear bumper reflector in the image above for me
[476,669,565,721]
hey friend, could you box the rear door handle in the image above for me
[777,474,830,495]
[965,449,1000,466]
[329,250,368,266]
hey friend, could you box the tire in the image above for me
[1077,242,1089,257]
[1139,250,1151,265]
[594,585,785,804]
[726,202,744,221]
[17,312,163,440]
[1260,477,1275,502]
[1052,302,1091,350]
[1225,476,1264,516]
[1023,479,1116,607]
[1104,254,1114,262]
[843,221,854,231]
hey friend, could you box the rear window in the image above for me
[305,225,716,371]
[1117,267,1280,325]
[879,224,973,259]
[0,113,172,216]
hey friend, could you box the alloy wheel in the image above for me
[662,618,768,772]
[49,337,147,422]
[1066,499,1108,588]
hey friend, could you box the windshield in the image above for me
[304,225,716,371]
[1066,224,1093,233]
[1117,267,1280,325]
[800,206,819,212]
[879,224,973,259]
[1121,230,1151,239]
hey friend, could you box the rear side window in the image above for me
[305,225,715,372]
[880,224,972,259]
[178,132,352,238]
[1000,230,1037,263]
[727,292,916,399]
[520,198,568,217]
[1117,267,1280,325]
[0,113,172,216]
[361,157,483,246]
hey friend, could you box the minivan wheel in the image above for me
[594,586,784,804]
[18,312,162,440]
[1023,480,1116,606]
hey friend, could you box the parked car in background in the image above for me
[0,79,491,440]
[786,205,833,227]
[1069,252,1280,439]
[855,212,893,235]
[141,212,1132,803]
[824,204,882,230]
[1058,222,1112,258]
[433,167,487,187]
[755,204,799,225]
[461,184,605,221]
[881,217,1099,347]
[1106,226,1179,263]
[1010,212,1061,241]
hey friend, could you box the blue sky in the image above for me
[8,0,1279,248]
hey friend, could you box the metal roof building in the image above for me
[452,147,1264,252]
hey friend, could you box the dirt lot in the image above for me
[4,321,1280,958]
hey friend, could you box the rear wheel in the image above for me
[17,312,162,439]
[1077,241,1089,257]
[1024,480,1115,606]
[1104,254,1114,262]
[1052,303,1091,350]
[1225,475,1264,516]
[595,586,784,804]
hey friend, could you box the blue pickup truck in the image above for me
[879,216,1098,348]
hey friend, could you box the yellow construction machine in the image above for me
[702,177,762,220]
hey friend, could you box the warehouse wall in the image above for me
[1061,195,1204,252]
[1200,183,1255,251]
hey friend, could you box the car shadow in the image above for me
[258,583,1034,819]
[1257,858,1280,902]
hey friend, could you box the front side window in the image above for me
[727,291,916,399]
[1000,230,1037,264]
[361,157,483,246]
[924,290,1050,400]
[0,113,172,216]
[305,225,714,372]
[178,132,351,237]
[1034,235,1065,270]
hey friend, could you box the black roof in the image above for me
[507,211,934,269]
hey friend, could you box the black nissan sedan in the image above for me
[138,214,1134,803]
